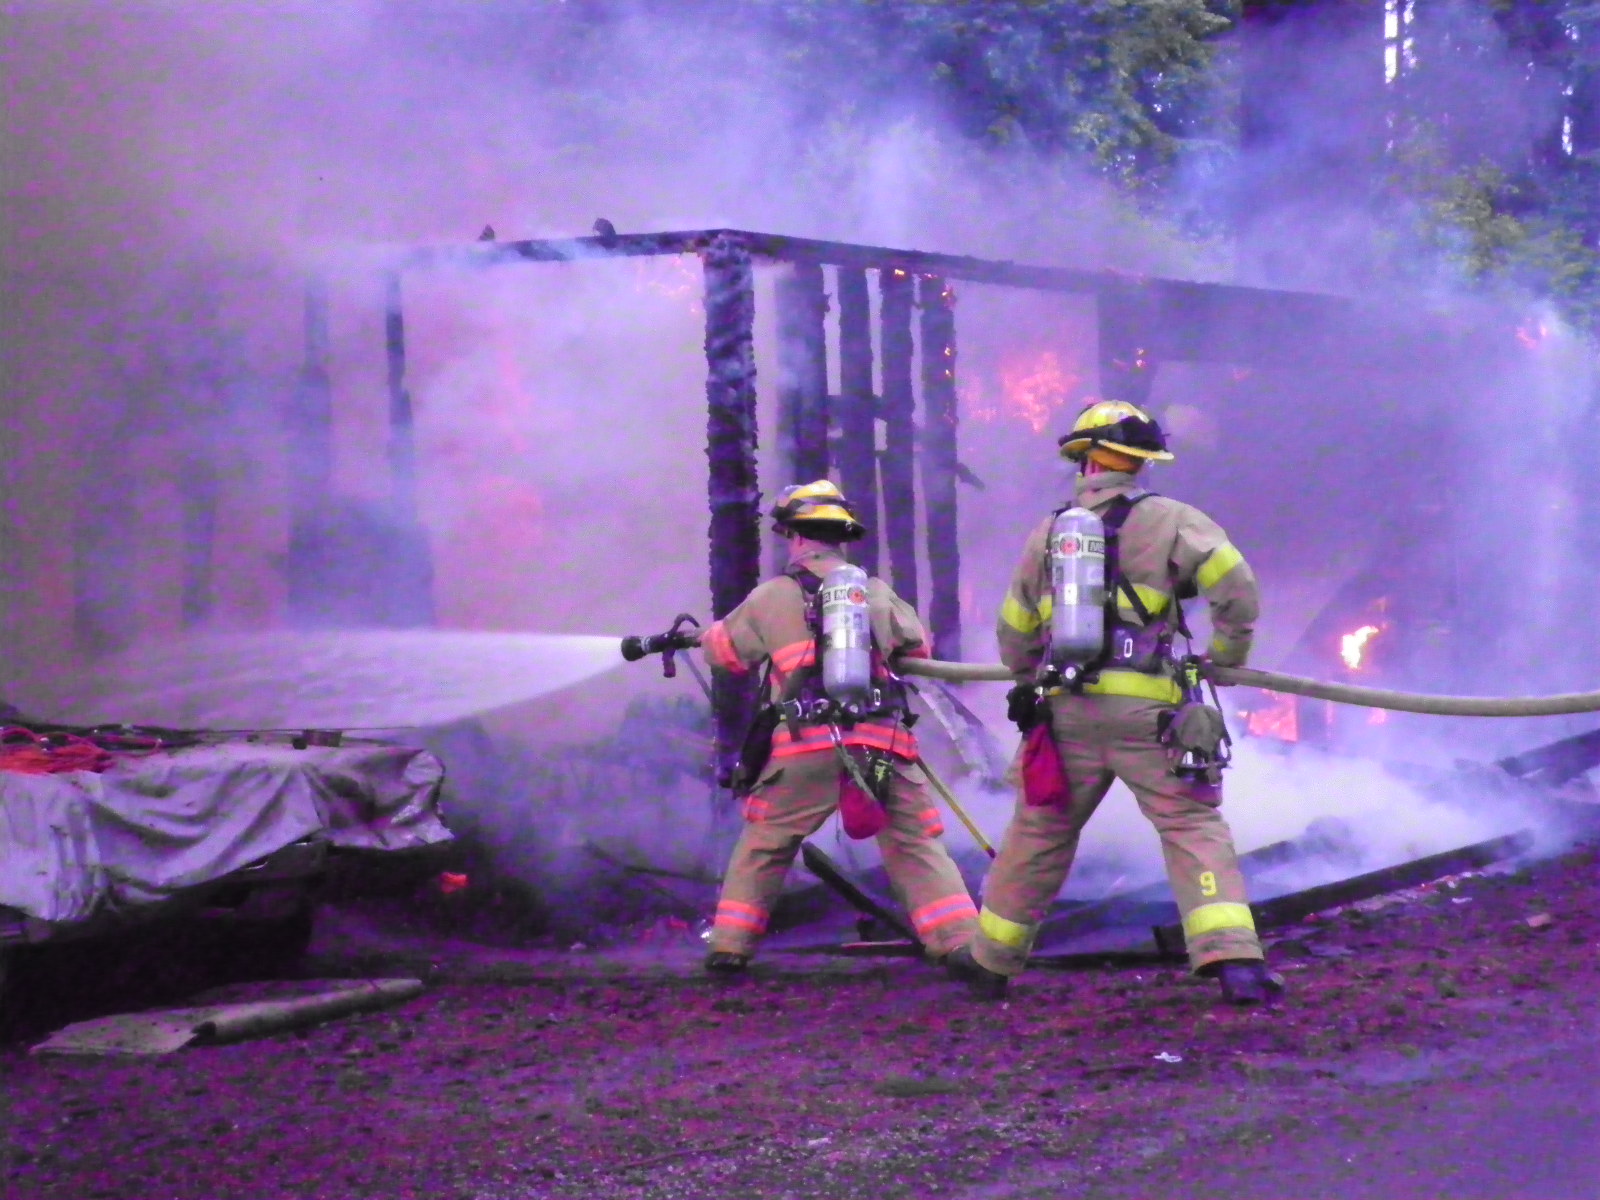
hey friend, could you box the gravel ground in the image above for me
[4,842,1597,1200]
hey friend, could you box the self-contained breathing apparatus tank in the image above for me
[819,563,875,712]
[1047,506,1108,677]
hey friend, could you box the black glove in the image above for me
[1006,683,1041,732]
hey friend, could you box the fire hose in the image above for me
[894,658,1600,718]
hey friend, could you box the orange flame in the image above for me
[999,350,1081,434]
[1244,690,1299,742]
[1515,319,1548,350]
[438,872,470,895]
[1340,624,1383,670]
[631,256,702,315]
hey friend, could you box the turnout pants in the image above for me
[709,748,978,958]
[971,694,1263,976]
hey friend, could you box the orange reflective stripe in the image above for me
[911,894,977,934]
[700,622,746,674]
[919,907,977,934]
[917,806,945,836]
[714,899,769,932]
[770,639,816,677]
[769,722,919,760]
[743,796,770,822]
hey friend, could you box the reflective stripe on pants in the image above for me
[971,693,1263,976]
[710,749,978,958]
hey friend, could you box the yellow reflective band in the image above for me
[1000,593,1042,634]
[1208,635,1232,658]
[978,906,1037,950]
[1197,543,1245,592]
[1116,584,1170,620]
[1037,595,1054,623]
[1082,670,1183,704]
[1182,902,1257,939]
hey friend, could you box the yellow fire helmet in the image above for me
[770,479,867,541]
[1057,399,1175,462]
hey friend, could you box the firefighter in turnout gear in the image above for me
[946,401,1284,1005]
[697,481,979,973]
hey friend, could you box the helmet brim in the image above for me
[1059,437,1174,462]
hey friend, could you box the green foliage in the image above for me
[1389,130,1600,335]
[737,0,1238,193]
[609,1,1597,326]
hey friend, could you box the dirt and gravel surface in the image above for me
[4,843,1597,1200]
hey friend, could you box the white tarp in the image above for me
[0,740,450,927]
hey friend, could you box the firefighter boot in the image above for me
[944,945,1009,1001]
[703,951,751,976]
[1214,960,1285,1006]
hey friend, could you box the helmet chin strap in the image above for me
[1083,450,1143,475]
[785,529,841,562]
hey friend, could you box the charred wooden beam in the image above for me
[918,275,961,661]
[879,269,919,608]
[407,229,1386,370]
[773,261,830,490]
[1497,728,1600,789]
[835,266,879,578]
[800,841,919,945]
[702,236,763,784]
[1150,831,1534,956]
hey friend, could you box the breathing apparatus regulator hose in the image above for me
[893,658,1600,718]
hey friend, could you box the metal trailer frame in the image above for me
[289,227,1380,775]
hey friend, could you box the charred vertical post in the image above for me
[1097,280,1158,408]
[878,268,918,609]
[72,405,139,657]
[835,267,879,577]
[379,270,435,627]
[177,459,220,628]
[292,276,334,512]
[918,276,961,660]
[285,276,334,626]
[702,235,762,784]
[384,271,418,524]
[772,261,830,572]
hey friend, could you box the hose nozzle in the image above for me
[619,613,702,676]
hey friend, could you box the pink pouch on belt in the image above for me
[837,761,890,839]
[1020,723,1071,808]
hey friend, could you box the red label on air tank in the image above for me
[1051,533,1105,557]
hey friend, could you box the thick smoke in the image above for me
[1,2,1594,923]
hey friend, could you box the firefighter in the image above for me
[697,480,979,973]
[946,401,1284,1004]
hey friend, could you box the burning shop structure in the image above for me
[261,226,1586,772]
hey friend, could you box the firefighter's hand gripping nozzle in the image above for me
[620,612,702,679]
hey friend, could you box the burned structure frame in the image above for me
[289,228,1370,772]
